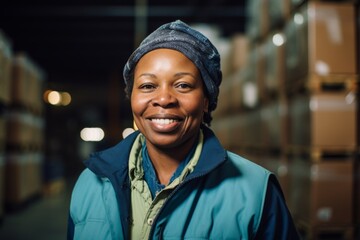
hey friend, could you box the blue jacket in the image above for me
[68,127,299,239]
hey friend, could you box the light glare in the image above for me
[294,13,304,25]
[61,92,72,106]
[272,33,285,46]
[48,91,61,105]
[80,128,105,142]
[44,89,72,106]
[243,82,258,108]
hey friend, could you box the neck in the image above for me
[145,134,198,185]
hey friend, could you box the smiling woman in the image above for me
[67,20,300,240]
[131,49,208,156]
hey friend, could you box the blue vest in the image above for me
[68,127,299,239]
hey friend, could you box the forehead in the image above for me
[134,49,201,76]
[138,49,194,65]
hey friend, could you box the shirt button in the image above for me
[147,218,154,226]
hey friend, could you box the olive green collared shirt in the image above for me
[128,132,204,240]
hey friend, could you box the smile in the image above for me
[151,118,179,125]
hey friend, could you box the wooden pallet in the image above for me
[306,74,358,93]
[297,220,355,240]
[42,178,65,197]
[286,74,358,96]
[285,145,358,161]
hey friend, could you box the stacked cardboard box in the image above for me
[11,53,45,114]
[288,92,357,154]
[5,52,45,208]
[212,0,358,239]
[285,2,357,94]
[285,2,358,238]
[289,157,354,239]
[0,31,12,105]
[0,30,12,221]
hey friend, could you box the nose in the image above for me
[152,87,178,108]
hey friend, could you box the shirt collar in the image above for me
[129,131,204,199]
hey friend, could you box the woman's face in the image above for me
[131,48,209,149]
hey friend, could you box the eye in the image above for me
[176,82,192,89]
[139,83,156,90]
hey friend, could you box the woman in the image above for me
[67,20,299,239]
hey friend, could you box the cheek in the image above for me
[131,93,146,114]
[130,96,144,131]
[184,97,207,117]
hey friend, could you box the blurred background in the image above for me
[0,0,359,239]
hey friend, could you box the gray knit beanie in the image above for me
[123,20,222,124]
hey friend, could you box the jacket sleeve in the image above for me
[254,175,300,240]
[67,213,75,240]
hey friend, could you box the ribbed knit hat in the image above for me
[123,20,222,114]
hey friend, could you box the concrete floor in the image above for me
[0,181,74,240]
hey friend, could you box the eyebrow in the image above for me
[174,72,196,78]
[137,72,196,79]
[137,73,156,79]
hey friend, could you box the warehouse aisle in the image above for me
[0,180,74,240]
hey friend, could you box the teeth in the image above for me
[151,119,177,125]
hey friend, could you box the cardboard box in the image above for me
[285,4,310,88]
[246,0,270,40]
[289,91,357,151]
[242,45,265,108]
[7,110,33,147]
[240,69,258,110]
[261,99,289,150]
[228,113,246,150]
[0,31,13,105]
[33,116,45,148]
[0,115,6,144]
[289,158,354,227]
[5,153,29,205]
[285,2,357,93]
[214,76,232,117]
[269,0,291,27]
[212,116,232,150]
[5,152,42,206]
[230,34,249,72]
[11,54,29,107]
[258,155,291,202]
[238,110,262,148]
[264,33,286,96]
[308,2,357,75]
[229,70,245,112]
[27,152,43,197]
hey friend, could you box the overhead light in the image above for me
[294,13,304,25]
[44,90,72,106]
[80,127,105,142]
[47,90,61,105]
[272,33,285,46]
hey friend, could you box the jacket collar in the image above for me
[84,130,140,177]
[84,125,227,179]
[83,126,226,240]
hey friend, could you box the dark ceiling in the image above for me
[0,0,247,86]
[0,0,247,144]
